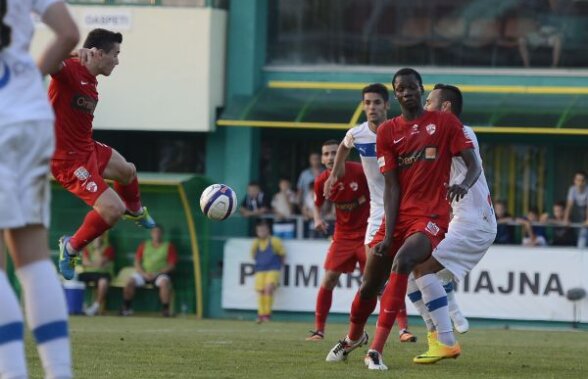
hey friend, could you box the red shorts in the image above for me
[368,217,447,258]
[51,141,113,207]
[324,237,366,274]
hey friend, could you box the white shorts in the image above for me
[0,120,54,229]
[432,222,496,282]
[364,217,382,245]
[131,272,170,288]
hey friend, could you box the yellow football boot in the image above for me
[413,338,460,364]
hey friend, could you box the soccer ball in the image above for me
[199,184,238,221]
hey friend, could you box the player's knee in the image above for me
[392,254,416,275]
[358,280,379,299]
[122,162,137,184]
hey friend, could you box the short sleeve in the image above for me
[567,187,575,202]
[50,58,75,84]
[313,175,325,208]
[135,243,145,261]
[272,237,286,256]
[376,121,398,173]
[33,0,61,16]
[445,113,474,156]
[343,128,356,149]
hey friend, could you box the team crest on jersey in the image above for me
[411,124,419,135]
[426,124,436,135]
[349,181,358,191]
[74,167,90,181]
[86,181,98,193]
[425,221,440,236]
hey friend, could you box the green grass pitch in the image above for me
[23,316,587,378]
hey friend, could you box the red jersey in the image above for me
[314,161,370,240]
[49,58,98,159]
[376,110,473,228]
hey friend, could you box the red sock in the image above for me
[315,287,332,332]
[348,292,378,341]
[397,300,408,331]
[370,273,409,353]
[70,210,112,251]
[114,177,142,213]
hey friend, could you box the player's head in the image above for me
[83,28,122,76]
[391,68,424,112]
[255,220,271,239]
[425,84,463,117]
[321,139,339,170]
[150,224,163,243]
[362,83,389,126]
[574,171,587,188]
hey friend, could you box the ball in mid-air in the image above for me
[200,184,238,221]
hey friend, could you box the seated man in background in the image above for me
[520,207,548,247]
[542,201,576,246]
[77,233,115,316]
[121,225,177,317]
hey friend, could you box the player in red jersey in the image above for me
[305,140,370,341]
[326,68,481,370]
[49,29,156,280]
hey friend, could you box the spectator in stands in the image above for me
[494,200,516,244]
[541,201,576,246]
[271,178,297,220]
[271,178,298,239]
[520,207,548,246]
[77,232,115,316]
[121,225,177,317]
[240,181,271,236]
[518,0,564,67]
[296,152,324,208]
[564,171,588,247]
[251,220,286,323]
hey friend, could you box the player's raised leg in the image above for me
[326,249,390,362]
[103,148,155,228]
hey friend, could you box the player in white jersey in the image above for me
[408,84,497,364]
[321,83,416,343]
[0,1,78,378]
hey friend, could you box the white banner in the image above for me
[222,239,588,322]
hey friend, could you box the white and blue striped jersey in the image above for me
[343,122,384,225]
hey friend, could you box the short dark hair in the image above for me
[528,207,540,215]
[322,139,339,147]
[574,171,587,178]
[392,68,423,92]
[433,84,463,116]
[248,181,260,187]
[554,200,566,208]
[256,219,271,229]
[362,83,389,102]
[83,28,123,53]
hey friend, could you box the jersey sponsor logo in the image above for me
[377,156,385,168]
[334,195,367,211]
[425,221,440,236]
[0,59,10,89]
[74,166,90,181]
[71,94,97,114]
[85,181,98,193]
[426,123,436,135]
[397,146,438,169]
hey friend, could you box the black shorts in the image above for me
[78,272,111,283]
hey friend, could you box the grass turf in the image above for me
[23,316,587,378]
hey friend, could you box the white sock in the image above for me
[17,260,72,379]
[406,274,435,332]
[415,274,455,346]
[0,270,28,379]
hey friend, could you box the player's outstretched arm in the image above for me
[374,170,400,256]
[323,143,351,198]
[38,2,79,75]
[448,148,481,203]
